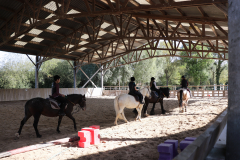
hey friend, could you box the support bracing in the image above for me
[81,67,102,88]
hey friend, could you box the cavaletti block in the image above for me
[157,143,173,160]
[184,137,197,141]
[82,127,100,145]
[78,131,91,148]
[180,140,193,151]
[164,140,178,158]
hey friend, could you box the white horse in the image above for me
[114,87,151,125]
[177,89,190,113]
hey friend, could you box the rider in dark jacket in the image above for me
[180,76,191,97]
[150,77,161,98]
[52,75,67,116]
[129,77,144,104]
[181,76,188,89]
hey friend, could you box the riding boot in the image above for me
[59,103,66,116]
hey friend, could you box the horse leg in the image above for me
[16,114,32,137]
[33,114,42,138]
[143,103,150,117]
[121,112,128,123]
[66,113,77,131]
[56,116,63,133]
[160,99,165,114]
[132,108,138,116]
[150,103,156,115]
[138,105,143,121]
[114,111,122,125]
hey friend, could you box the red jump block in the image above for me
[82,127,100,145]
[78,131,91,148]
[89,125,100,129]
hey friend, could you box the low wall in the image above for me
[102,90,228,97]
[0,88,103,101]
[174,109,227,160]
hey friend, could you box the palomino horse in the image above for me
[114,87,151,125]
[177,89,190,112]
[16,94,86,138]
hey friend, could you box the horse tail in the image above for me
[114,95,124,120]
[179,90,183,106]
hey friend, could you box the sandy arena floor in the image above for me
[0,96,227,160]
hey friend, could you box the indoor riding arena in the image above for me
[0,96,227,159]
[1,0,240,159]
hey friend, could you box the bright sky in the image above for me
[0,51,35,67]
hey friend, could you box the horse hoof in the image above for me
[150,112,155,115]
[57,130,61,133]
[144,114,150,117]
[37,135,42,138]
[15,133,19,138]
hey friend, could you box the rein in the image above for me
[66,98,76,106]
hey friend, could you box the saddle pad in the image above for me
[48,98,68,110]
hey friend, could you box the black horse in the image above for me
[16,94,86,138]
[133,88,170,116]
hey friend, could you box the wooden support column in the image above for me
[227,0,240,159]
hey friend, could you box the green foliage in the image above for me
[180,50,214,85]
[0,59,34,89]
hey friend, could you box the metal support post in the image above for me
[101,65,104,89]
[35,56,39,88]
[73,61,77,88]
[227,1,240,159]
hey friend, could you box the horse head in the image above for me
[78,94,86,111]
[161,87,170,98]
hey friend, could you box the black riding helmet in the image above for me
[151,77,155,81]
[130,77,135,81]
[54,75,60,81]
[182,76,185,79]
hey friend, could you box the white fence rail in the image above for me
[0,88,103,101]
[103,85,228,97]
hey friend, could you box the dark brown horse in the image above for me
[16,94,86,138]
[133,88,170,116]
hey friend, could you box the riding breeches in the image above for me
[54,96,67,110]
[134,91,143,103]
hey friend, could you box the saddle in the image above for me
[128,93,140,102]
[151,91,159,97]
[47,95,67,110]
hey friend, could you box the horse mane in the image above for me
[67,94,83,97]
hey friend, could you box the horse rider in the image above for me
[150,77,161,98]
[181,76,191,97]
[52,75,67,116]
[129,77,144,104]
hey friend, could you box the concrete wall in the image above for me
[0,88,103,101]
[174,109,227,160]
